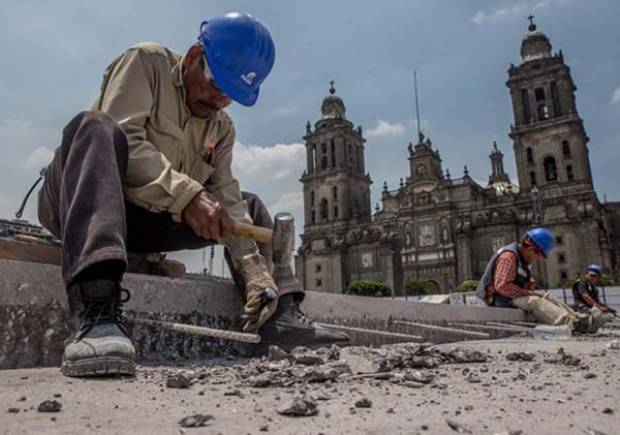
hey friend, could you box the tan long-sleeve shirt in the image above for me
[92,42,257,261]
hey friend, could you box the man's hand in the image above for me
[182,191,233,241]
[238,253,280,333]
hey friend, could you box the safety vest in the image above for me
[475,242,531,304]
[572,279,600,306]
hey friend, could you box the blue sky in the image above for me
[1,0,619,273]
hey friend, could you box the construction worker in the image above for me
[37,12,347,378]
[476,228,603,333]
[572,264,617,314]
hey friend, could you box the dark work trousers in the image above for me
[37,111,302,304]
[492,293,516,309]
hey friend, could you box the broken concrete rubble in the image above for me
[178,413,213,428]
[277,396,318,417]
[1,337,618,434]
[37,400,62,413]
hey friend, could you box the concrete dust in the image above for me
[0,335,618,435]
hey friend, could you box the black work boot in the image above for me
[61,280,136,377]
[258,294,349,348]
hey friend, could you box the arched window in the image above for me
[310,191,315,206]
[330,139,336,167]
[311,144,317,172]
[544,156,558,182]
[520,89,531,123]
[566,165,574,181]
[321,143,328,169]
[537,104,549,121]
[334,206,338,218]
[320,198,329,221]
[311,210,316,225]
[530,171,537,186]
[526,147,534,164]
[348,143,354,167]
[562,140,571,158]
[353,198,360,217]
[332,186,338,199]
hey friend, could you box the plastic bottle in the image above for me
[530,324,572,340]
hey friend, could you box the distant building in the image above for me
[296,21,620,294]
[0,218,55,241]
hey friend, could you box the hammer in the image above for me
[129,212,296,344]
[231,211,294,251]
[232,212,295,267]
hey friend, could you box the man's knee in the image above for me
[62,111,128,155]
[241,191,273,228]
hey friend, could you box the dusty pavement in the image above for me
[1,332,619,435]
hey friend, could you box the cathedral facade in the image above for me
[295,22,620,295]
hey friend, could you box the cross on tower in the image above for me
[527,15,537,31]
[329,80,335,94]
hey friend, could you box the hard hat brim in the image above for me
[208,53,259,107]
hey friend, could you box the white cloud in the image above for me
[232,141,306,185]
[365,120,406,138]
[230,141,308,252]
[471,3,530,24]
[267,107,298,118]
[269,191,304,216]
[470,0,572,24]
[0,119,33,129]
[611,86,620,105]
[24,146,55,171]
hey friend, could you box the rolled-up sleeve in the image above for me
[206,125,258,262]
[94,48,204,222]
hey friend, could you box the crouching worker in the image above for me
[36,12,348,378]
[476,228,604,334]
[572,264,617,315]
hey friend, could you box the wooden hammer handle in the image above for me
[129,317,261,344]
[232,221,273,245]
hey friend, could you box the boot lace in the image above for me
[77,288,131,340]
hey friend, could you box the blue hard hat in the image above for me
[199,12,275,107]
[526,227,556,258]
[586,264,602,276]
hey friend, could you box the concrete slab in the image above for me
[1,260,526,369]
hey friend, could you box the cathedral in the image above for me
[295,20,620,295]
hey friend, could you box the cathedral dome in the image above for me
[321,81,346,119]
[520,20,552,63]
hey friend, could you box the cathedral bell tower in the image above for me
[300,82,372,231]
[507,17,593,191]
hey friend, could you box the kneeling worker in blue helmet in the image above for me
[476,228,604,334]
[36,12,348,378]
[572,264,616,314]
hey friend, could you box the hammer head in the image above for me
[272,212,294,267]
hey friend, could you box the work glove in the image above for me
[238,253,279,333]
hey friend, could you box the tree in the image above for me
[345,280,392,297]
[456,280,479,293]
[403,279,432,299]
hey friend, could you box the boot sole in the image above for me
[61,356,136,377]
